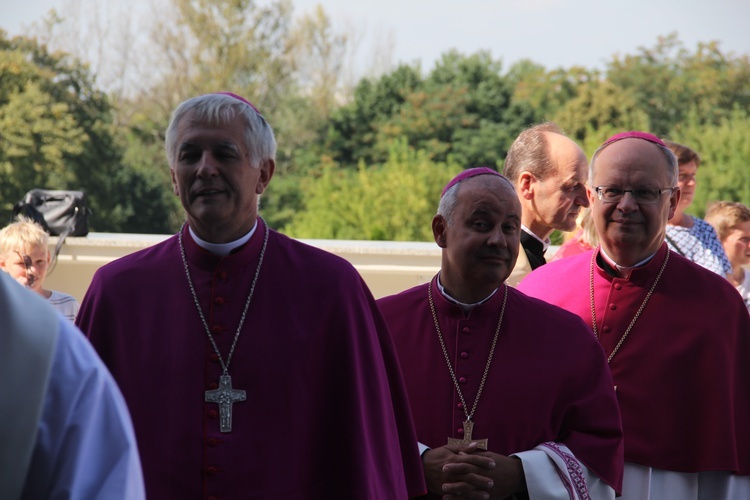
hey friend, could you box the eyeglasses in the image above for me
[594,186,675,204]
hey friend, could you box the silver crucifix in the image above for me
[205,375,246,433]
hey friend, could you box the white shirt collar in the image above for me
[437,274,498,314]
[521,224,550,252]
[188,221,257,257]
[599,247,657,278]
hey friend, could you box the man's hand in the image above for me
[441,449,526,500]
[422,443,496,499]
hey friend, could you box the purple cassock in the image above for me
[377,277,625,496]
[77,218,426,499]
[518,243,750,476]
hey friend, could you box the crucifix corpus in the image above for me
[205,375,246,433]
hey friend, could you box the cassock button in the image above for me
[210,353,219,362]
[460,351,469,359]
[457,403,463,409]
[214,297,225,305]
[211,325,222,334]
[206,466,219,476]
[459,376,467,384]
[457,427,464,435]
[614,283,622,290]
[209,382,219,390]
[207,437,219,447]
[609,303,617,310]
[462,327,470,334]
[219,271,228,280]
[602,326,612,333]
[208,409,218,418]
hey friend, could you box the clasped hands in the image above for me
[423,443,526,499]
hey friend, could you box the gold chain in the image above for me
[428,281,507,422]
[590,249,669,363]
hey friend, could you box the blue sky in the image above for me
[4,0,749,72]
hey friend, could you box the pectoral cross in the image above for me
[447,419,488,450]
[205,375,246,433]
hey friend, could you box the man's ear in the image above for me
[518,171,536,200]
[433,214,448,248]
[170,168,179,197]
[256,159,275,195]
[668,186,682,221]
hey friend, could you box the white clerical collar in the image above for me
[437,274,497,314]
[189,222,257,257]
[599,247,657,278]
[521,224,550,252]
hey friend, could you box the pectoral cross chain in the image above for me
[448,419,488,450]
[205,375,246,433]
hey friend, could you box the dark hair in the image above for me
[663,140,701,167]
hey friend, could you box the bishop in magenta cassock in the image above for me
[76,93,425,499]
[518,131,750,499]
[378,168,624,499]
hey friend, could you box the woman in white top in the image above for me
[663,140,732,277]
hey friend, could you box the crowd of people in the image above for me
[2,92,748,499]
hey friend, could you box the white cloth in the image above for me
[666,217,732,276]
[417,441,615,499]
[620,462,750,499]
[514,443,614,500]
[47,289,79,322]
[20,316,145,499]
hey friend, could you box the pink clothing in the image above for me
[550,231,593,262]
[77,219,425,499]
[377,278,624,495]
[518,243,750,475]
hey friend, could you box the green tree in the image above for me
[0,32,174,231]
[285,140,461,241]
[554,80,650,147]
[607,33,750,136]
[670,107,750,216]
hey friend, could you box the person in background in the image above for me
[519,131,750,499]
[549,207,598,262]
[378,167,623,499]
[76,92,425,499]
[0,271,144,499]
[705,200,750,312]
[0,216,79,321]
[502,122,590,286]
[663,140,731,276]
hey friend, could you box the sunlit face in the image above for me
[588,139,679,266]
[722,221,750,268]
[170,111,274,243]
[434,176,521,302]
[0,246,50,292]
[528,134,589,234]
[675,160,698,214]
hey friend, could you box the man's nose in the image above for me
[616,191,639,212]
[487,227,508,248]
[196,153,220,177]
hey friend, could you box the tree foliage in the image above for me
[5,12,750,240]
[0,32,174,232]
[285,140,460,241]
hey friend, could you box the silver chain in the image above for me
[428,281,507,422]
[590,249,669,363]
[179,220,269,375]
